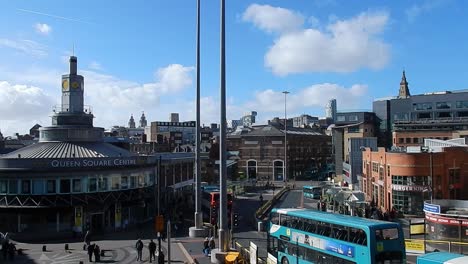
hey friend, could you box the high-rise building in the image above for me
[292,114,319,128]
[241,111,257,127]
[170,113,179,123]
[326,99,337,122]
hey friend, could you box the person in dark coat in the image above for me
[203,237,209,256]
[158,250,165,264]
[87,243,95,262]
[94,244,100,262]
[148,239,156,263]
[136,239,144,261]
[209,237,215,250]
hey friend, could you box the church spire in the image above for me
[398,70,410,98]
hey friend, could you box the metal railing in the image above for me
[255,186,289,219]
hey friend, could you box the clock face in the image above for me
[71,81,80,89]
[62,80,69,91]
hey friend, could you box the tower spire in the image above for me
[398,70,410,98]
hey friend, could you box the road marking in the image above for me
[177,242,195,264]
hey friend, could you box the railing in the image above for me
[255,186,290,219]
[405,238,468,255]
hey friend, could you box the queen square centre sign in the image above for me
[51,158,137,168]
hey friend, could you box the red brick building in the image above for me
[362,146,468,215]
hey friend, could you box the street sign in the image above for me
[423,202,440,214]
[155,215,164,233]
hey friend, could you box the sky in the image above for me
[0,0,467,136]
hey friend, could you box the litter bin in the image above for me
[225,251,240,264]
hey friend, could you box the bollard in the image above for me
[42,245,47,252]
[65,244,69,250]
[79,261,84,264]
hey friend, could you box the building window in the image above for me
[456,101,468,109]
[111,176,120,190]
[349,115,358,121]
[130,176,137,188]
[247,160,258,180]
[372,162,379,173]
[98,177,108,191]
[394,113,409,121]
[32,180,43,194]
[8,180,18,194]
[405,138,411,143]
[273,160,284,181]
[413,103,433,110]
[437,112,452,118]
[72,179,81,192]
[417,112,432,119]
[436,102,451,109]
[0,180,7,194]
[88,178,97,192]
[398,138,404,144]
[348,126,360,133]
[22,180,31,194]
[60,179,71,193]
[121,176,129,189]
[337,115,345,122]
[413,138,419,143]
[379,167,384,181]
[47,180,56,193]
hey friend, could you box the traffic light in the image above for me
[233,213,239,227]
[211,206,217,225]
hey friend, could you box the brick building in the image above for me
[362,145,468,215]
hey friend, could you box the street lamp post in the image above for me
[282,91,289,184]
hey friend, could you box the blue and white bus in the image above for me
[417,252,468,264]
[267,208,406,264]
[303,186,322,200]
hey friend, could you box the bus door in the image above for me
[373,227,405,263]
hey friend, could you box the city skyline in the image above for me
[1,0,468,136]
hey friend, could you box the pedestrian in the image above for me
[209,237,215,250]
[94,244,101,262]
[87,243,95,262]
[124,219,129,231]
[149,239,156,263]
[203,237,209,256]
[8,242,16,261]
[158,249,165,264]
[136,238,144,261]
[84,230,91,249]
[259,193,264,204]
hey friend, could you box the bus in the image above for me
[267,208,406,264]
[303,186,322,200]
[417,252,468,264]
[201,189,233,225]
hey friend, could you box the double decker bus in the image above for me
[417,252,468,264]
[267,208,406,264]
[201,188,233,225]
[303,186,322,200]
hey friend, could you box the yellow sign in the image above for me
[410,224,425,235]
[376,242,384,252]
[405,240,425,254]
[74,206,82,231]
[286,229,291,236]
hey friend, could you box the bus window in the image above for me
[280,214,291,227]
[376,228,399,240]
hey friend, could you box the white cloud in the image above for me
[406,0,448,22]
[0,38,47,58]
[242,4,304,34]
[0,81,55,135]
[34,23,52,35]
[88,61,103,71]
[243,6,390,75]
[155,64,194,93]
[245,83,369,114]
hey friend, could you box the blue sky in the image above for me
[0,0,467,136]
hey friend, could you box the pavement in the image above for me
[2,185,273,264]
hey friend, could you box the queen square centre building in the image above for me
[0,56,194,240]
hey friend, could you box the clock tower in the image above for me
[61,56,84,113]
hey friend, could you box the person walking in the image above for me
[136,238,144,261]
[84,230,91,250]
[209,237,215,251]
[87,243,95,262]
[148,239,156,263]
[94,244,101,262]
[202,237,209,256]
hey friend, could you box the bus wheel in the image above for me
[281,257,289,264]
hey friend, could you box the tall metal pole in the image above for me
[430,151,433,203]
[282,91,289,184]
[158,155,162,252]
[194,0,203,230]
[167,220,171,264]
[219,0,228,253]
